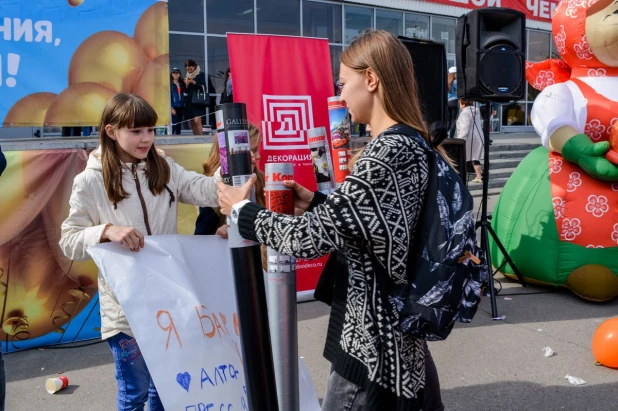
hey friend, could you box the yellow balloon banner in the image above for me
[44,83,116,126]
[134,54,171,125]
[0,144,210,351]
[2,1,170,127]
[134,2,170,62]
[68,31,147,93]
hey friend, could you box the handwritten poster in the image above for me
[88,235,321,411]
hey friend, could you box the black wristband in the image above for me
[308,191,327,212]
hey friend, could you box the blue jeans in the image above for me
[107,333,164,411]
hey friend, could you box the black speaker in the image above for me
[455,8,526,102]
[442,138,467,185]
[398,36,447,126]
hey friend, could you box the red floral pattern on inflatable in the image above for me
[525,0,618,247]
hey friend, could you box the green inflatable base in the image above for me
[489,147,618,301]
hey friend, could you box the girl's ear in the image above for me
[365,68,379,93]
[105,124,117,140]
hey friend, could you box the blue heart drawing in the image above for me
[176,372,191,393]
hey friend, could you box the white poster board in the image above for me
[89,235,321,411]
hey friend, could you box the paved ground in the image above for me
[9,132,618,411]
[6,276,618,410]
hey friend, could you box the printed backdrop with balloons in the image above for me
[0,0,169,127]
[0,144,210,353]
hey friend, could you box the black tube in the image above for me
[215,103,279,411]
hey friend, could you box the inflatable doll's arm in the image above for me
[530,83,581,151]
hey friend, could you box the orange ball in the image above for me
[2,92,57,127]
[69,31,146,92]
[44,83,115,126]
[67,0,84,6]
[592,317,618,368]
[133,54,170,125]
[134,2,169,61]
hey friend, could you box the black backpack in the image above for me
[381,124,488,341]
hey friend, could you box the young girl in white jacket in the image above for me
[59,93,230,410]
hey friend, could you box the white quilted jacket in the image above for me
[60,148,219,339]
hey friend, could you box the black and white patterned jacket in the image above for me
[238,127,429,410]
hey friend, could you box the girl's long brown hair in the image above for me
[203,123,265,207]
[100,92,170,205]
[343,30,451,166]
[448,72,457,91]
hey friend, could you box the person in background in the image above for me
[59,92,229,411]
[170,67,186,135]
[194,123,265,236]
[219,68,234,104]
[183,59,215,136]
[61,127,82,137]
[456,99,484,183]
[216,30,445,411]
[447,66,458,139]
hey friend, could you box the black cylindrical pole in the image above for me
[215,103,279,411]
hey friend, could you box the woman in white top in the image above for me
[456,99,484,183]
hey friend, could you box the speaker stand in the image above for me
[477,101,527,319]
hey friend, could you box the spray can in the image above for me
[308,127,335,194]
[327,97,352,187]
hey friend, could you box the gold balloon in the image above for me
[68,31,146,92]
[133,54,170,125]
[0,215,95,342]
[0,151,68,245]
[44,83,115,126]
[41,150,99,289]
[134,2,169,61]
[2,92,57,127]
[67,0,84,6]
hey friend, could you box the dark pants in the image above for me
[447,100,459,139]
[358,123,367,137]
[322,342,444,411]
[171,107,184,135]
[61,127,82,137]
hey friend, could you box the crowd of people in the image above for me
[169,59,222,135]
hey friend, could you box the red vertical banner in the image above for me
[228,34,334,299]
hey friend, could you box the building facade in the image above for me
[169,0,559,133]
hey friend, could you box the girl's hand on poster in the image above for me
[283,180,314,216]
[216,225,229,239]
[217,176,257,216]
[101,225,145,252]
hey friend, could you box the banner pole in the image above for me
[216,103,279,411]
[265,162,300,411]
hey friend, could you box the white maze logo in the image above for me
[262,95,314,149]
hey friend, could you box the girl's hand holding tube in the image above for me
[217,176,256,216]
[282,180,314,216]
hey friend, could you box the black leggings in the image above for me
[447,100,459,139]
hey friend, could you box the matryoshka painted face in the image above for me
[586,0,618,66]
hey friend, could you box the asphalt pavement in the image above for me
[6,276,618,410]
